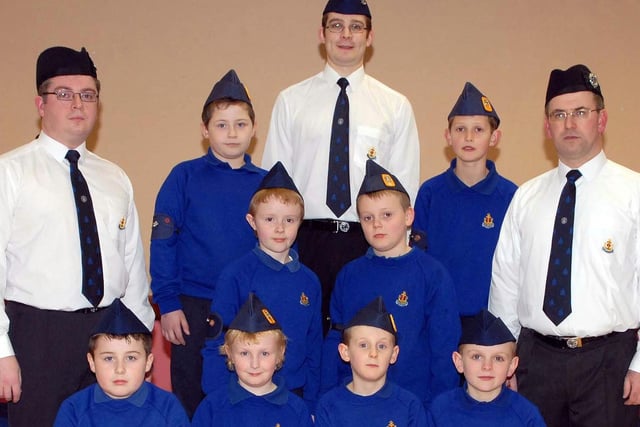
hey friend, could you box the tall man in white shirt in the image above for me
[262,0,420,333]
[489,64,640,427]
[0,46,154,426]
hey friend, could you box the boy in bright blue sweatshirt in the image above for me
[201,162,322,411]
[322,160,461,408]
[413,82,517,316]
[150,69,266,417]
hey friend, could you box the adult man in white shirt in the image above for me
[0,46,154,426]
[489,64,640,427]
[262,0,420,333]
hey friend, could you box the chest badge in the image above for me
[602,239,614,253]
[367,146,377,160]
[482,213,494,229]
[396,291,408,307]
[299,292,310,307]
[119,217,127,230]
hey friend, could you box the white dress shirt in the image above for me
[489,151,640,371]
[263,64,420,221]
[0,132,154,356]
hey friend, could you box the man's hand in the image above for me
[0,356,21,402]
[623,370,640,405]
[160,310,190,345]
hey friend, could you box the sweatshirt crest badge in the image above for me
[299,292,310,306]
[395,291,408,307]
[482,213,494,229]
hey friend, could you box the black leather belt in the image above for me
[301,219,361,234]
[532,329,633,349]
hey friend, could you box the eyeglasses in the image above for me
[325,22,368,34]
[41,89,99,103]
[548,108,601,122]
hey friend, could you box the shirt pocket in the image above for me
[352,126,390,170]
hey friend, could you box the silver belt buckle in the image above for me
[566,337,582,348]
[338,221,350,233]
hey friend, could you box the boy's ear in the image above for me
[246,213,257,231]
[507,355,519,378]
[389,345,400,365]
[489,129,502,147]
[200,121,209,139]
[145,353,154,374]
[338,343,350,363]
[452,351,464,374]
[444,128,453,146]
[87,352,96,374]
[404,206,415,228]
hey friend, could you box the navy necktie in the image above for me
[326,77,351,217]
[543,169,582,325]
[66,150,104,307]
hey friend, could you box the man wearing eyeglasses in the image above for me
[0,46,154,426]
[489,64,640,427]
[262,0,420,340]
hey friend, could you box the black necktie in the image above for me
[66,150,104,307]
[326,77,351,217]
[543,169,582,325]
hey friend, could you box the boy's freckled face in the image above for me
[201,103,255,169]
[445,115,498,164]
[246,198,302,263]
[452,342,518,402]
[357,193,413,258]
[87,336,153,400]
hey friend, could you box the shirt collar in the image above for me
[253,245,301,272]
[557,150,607,184]
[322,64,365,91]
[445,159,499,195]
[93,381,149,407]
[205,148,262,173]
[228,374,289,405]
[39,131,88,164]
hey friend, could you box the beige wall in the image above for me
[2,0,640,253]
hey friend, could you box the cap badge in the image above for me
[588,73,599,89]
[481,96,494,112]
[395,291,408,307]
[261,308,277,325]
[389,313,398,333]
[119,217,127,230]
[381,173,396,188]
[602,239,614,253]
[367,147,377,160]
[299,292,310,307]
[482,213,495,229]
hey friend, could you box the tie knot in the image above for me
[566,169,582,184]
[337,78,349,91]
[66,150,81,164]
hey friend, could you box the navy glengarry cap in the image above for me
[459,309,515,346]
[448,82,500,127]
[256,161,302,197]
[229,293,282,333]
[91,299,151,336]
[545,64,603,106]
[345,296,397,338]
[36,46,97,89]
[323,0,371,18]
[357,159,408,199]
[203,69,252,111]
